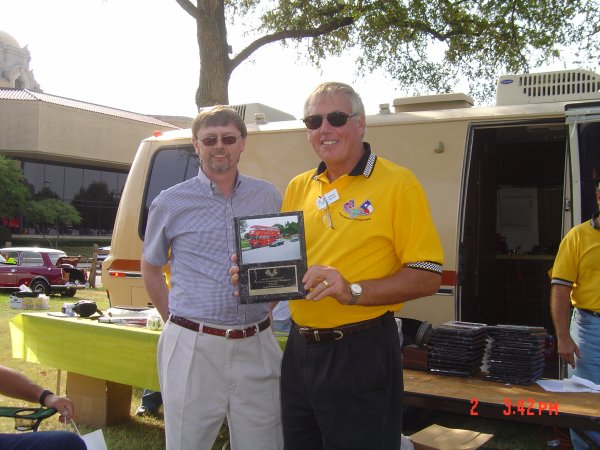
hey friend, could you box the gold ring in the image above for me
[322,280,329,287]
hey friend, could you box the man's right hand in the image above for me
[557,335,581,368]
[229,254,240,296]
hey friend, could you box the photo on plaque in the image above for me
[234,211,307,304]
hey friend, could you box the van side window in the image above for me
[140,146,199,239]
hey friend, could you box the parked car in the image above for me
[269,239,284,247]
[290,236,299,242]
[0,247,88,296]
[96,246,111,263]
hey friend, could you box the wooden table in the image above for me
[403,369,600,431]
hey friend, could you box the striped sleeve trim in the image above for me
[550,278,574,287]
[405,261,443,275]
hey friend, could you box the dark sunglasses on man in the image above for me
[302,111,358,130]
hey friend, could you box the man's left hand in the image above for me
[303,265,353,304]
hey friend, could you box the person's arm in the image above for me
[303,265,441,306]
[141,257,170,322]
[0,366,76,421]
[550,283,580,368]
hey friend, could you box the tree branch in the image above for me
[175,0,200,18]
[230,16,354,70]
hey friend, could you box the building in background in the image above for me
[0,30,183,236]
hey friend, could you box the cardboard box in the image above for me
[410,424,493,450]
[66,372,132,427]
[9,293,49,310]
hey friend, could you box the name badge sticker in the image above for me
[316,189,340,210]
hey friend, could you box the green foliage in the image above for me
[258,0,599,100]
[0,155,29,218]
[273,220,299,236]
[24,199,82,248]
[25,199,81,229]
[180,0,600,105]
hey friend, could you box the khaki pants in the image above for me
[158,318,283,450]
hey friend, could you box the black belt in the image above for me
[296,314,387,344]
[170,315,270,339]
[578,308,600,318]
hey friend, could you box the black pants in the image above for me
[281,312,403,450]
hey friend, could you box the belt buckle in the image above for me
[225,328,246,339]
[298,327,316,341]
[334,330,344,340]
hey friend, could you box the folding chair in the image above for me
[0,406,58,432]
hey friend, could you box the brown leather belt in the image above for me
[170,315,270,339]
[297,314,387,343]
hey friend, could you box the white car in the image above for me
[96,246,111,262]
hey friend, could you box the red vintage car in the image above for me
[0,247,88,297]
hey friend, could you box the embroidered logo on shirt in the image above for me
[343,199,374,218]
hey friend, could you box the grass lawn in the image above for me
[0,288,571,449]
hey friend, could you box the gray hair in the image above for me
[303,82,365,118]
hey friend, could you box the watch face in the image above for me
[351,283,362,295]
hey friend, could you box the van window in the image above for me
[140,146,199,239]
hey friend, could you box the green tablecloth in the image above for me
[10,312,162,391]
[10,312,288,392]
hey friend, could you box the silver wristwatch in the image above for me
[349,283,362,305]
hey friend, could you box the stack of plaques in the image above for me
[428,321,488,377]
[484,325,548,385]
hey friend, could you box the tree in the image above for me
[177,0,599,108]
[24,199,81,248]
[0,155,29,219]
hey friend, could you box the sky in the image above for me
[2,0,574,120]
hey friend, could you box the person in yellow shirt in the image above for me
[550,183,600,450]
[232,82,444,450]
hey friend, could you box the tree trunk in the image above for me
[195,0,231,108]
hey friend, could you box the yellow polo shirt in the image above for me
[282,148,444,328]
[551,217,600,312]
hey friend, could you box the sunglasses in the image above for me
[199,135,240,146]
[302,112,358,130]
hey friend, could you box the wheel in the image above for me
[61,289,77,298]
[29,279,50,295]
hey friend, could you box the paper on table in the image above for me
[536,375,600,393]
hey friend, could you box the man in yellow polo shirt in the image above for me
[279,82,443,450]
[550,183,600,450]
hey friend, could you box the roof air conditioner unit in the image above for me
[496,69,600,106]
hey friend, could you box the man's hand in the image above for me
[45,394,76,422]
[229,254,240,296]
[556,334,581,368]
[303,265,353,304]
